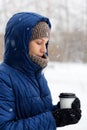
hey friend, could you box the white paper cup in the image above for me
[59,93,76,109]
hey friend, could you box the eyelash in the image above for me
[37,42,42,45]
[36,41,48,46]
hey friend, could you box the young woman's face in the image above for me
[29,37,49,57]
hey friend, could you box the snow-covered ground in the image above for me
[44,62,87,130]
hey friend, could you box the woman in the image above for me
[0,12,81,130]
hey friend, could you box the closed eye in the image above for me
[36,42,42,45]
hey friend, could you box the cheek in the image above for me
[29,45,38,55]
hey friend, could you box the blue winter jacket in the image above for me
[0,12,56,130]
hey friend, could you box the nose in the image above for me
[41,44,46,53]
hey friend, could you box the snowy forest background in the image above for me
[0,0,87,130]
[0,0,87,63]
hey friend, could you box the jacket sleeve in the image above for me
[0,78,56,130]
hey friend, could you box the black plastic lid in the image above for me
[59,93,76,98]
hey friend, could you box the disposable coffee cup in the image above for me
[59,93,76,109]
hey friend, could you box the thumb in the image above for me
[72,98,81,109]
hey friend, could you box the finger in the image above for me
[72,98,81,109]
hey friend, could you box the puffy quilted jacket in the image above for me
[0,12,56,130]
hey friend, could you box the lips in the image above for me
[42,53,47,59]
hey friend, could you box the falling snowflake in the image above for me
[19,18,22,21]
[9,108,13,112]
[27,27,30,30]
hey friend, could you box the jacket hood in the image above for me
[4,12,51,76]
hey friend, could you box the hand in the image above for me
[72,97,81,111]
[52,108,81,127]
[52,98,82,127]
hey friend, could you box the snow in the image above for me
[44,62,87,130]
[0,0,87,33]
